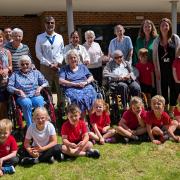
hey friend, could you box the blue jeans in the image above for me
[16,95,44,127]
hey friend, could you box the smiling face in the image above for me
[0,35,4,46]
[71,32,80,46]
[160,20,170,35]
[143,21,152,36]
[4,28,12,41]
[68,53,78,69]
[20,60,31,73]
[113,51,124,65]
[34,112,48,130]
[115,25,124,38]
[45,19,55,34]
[68,111,81,126]
[131,103,142,115]
[0,128,11,143]
[94,102,104,116]
[151,99,164,114]
[12,32,23,46]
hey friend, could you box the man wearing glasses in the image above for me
[35,16,64,106]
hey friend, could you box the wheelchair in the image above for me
[7,87,56,134]
[103,78,148,125]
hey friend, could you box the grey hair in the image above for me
[65,49,80,64]
[12,28,23,36]
[113,49,124,58]
[18,55,32,67]
[85,30,95,40]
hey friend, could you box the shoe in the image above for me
[21,157,39,165]
[60,153,65,161]
[123,137,129,143]
[49,156,55,164]
[2,166,15,174]
[105,137,116,143]
[159,134,169,143]
[86,149,100,158]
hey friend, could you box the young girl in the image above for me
[0,119,19,177]
[61,104,100,158]
[145,95,180,145]
[0,30,12,119]
[88,99,116,144]
[21,107,63,164]
[136,48,154,108]
[116,96,147,141]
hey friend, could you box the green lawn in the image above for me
[2,139,180,180]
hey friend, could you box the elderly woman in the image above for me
[103,50,141,109]
[83,30,109,86]
[134,19,158,65]
[59,49,97,114]
[7,55,48,127]
[153,18,180,115]
[64,31,90,65]
[5,28,32,71]
[108,25,133,64]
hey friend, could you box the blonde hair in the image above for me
[66,104,81,115]
[130,96,144,108]
[151,95,165,106]
[138,48,148,58]
[92,99,109,114]
[0,119,13,132]
[33,107,50,121]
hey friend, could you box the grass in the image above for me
[2,138,180,180]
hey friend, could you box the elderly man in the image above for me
[35,16,64,106]
[103,50,141,109]
[4,27,12,45]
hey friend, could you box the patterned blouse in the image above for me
[7,69,48,97]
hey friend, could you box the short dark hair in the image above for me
[44,16,55,23]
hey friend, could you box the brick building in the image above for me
[0,1,180,67]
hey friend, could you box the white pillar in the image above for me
[170,1,179,34]
[66,0,74,42]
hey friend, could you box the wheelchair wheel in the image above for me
[41,88,56,125]
[7,95,24,130]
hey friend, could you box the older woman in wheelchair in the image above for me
[59,49,97,116]
[7,55,49,127]
[103,50,141,110]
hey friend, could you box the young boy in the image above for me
[0,119,19,177]
[145,95,180,145]
[136,48,154,107]
[116,96,147,142]
[61,104,100,158]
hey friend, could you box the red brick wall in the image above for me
[0,11,180,67]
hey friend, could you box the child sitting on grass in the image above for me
[0,119,19,177]
[88,99,116,144]
[21,107,63,165]
[116,96,147,142]
[61,104,100,158]
[145,95,180,145]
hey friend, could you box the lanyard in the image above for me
[46,35,56,45]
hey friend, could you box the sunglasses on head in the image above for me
[114,55,123,59]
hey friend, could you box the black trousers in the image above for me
[3,156,19,167]
[22,144,62,162]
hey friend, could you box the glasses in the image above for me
[114,55,123,59]
[46,21,55,25]
[21,63,30,66]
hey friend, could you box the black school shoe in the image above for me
[21,157,39,165]
[86,149,100,158]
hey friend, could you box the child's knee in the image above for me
[152,126,163,135]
